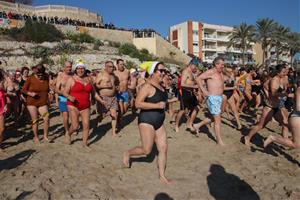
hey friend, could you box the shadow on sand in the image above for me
[207,164,260,200]
[0,149,36,172]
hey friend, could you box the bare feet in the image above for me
[243,136,251,147]
[83,145,92,152]
[112,134,120,138]
[217,141,225,146]
[42,136,49,143]
[123,151,130,168]
[193,124,200,134]
[237,124,242,130]
[263,135,274,148]
[159,176,173,185]
[33,137,40,144]
[174,126,179,133]
[64,134,71,145]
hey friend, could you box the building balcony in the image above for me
[216,36,229,42]
[203,34,217,41]
[202,46,217,51]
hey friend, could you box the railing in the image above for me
[203,45,217,49]
[203,34,217,39]
[217,36,229,41]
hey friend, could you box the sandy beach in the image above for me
[0,104,299,200]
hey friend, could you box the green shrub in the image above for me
[108,41,121,48]
[55,41,85,53]
[23,20,64,43]
[65,32,95,43]
[31,46,51,59]
[118,43,157,62]
[93,39,104,50]
[118,43,138,56]
[58,53,70,68]
[125,60,137,69]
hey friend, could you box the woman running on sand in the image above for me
[264,78,300,149]
[243,64,289,147]
[123,62,172,184]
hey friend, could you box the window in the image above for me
[193,30,198,35]
[172,30,178,40]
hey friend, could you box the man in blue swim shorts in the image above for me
[55,61,72,143]
[194,57,225,146]
[114,59,130,128]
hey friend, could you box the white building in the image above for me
[169,21,255,64]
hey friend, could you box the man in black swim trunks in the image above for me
[174,57,199,133]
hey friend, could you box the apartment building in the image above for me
[169,21,255,64]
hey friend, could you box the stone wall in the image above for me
[0,1,102,24]
[0,41,140,71]
[55,25,133,44]
[155,35,191,65]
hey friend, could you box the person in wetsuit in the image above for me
[123,62,172,184]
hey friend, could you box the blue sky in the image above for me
[34,0,299,37]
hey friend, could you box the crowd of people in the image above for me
[0,10,160,34]
[0,57,299,184]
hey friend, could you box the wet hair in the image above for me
[105,61,114,67]
[116,59,124,64]
[213,57,224,66]
[246,66,255,73]
[275,64,287,74]
[153,62,164,72]
[21,67,29,74]
[36,65,46,74]
[0,69,5,82]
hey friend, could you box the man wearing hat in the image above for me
[174,57,199,133]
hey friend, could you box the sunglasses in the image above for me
[157,69,167,74]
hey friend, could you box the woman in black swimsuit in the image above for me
[264,79,300,149]
[222,67,242,130]
[244,64,289,147]
[123,62,172,184]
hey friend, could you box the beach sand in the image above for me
[0,104,299,200]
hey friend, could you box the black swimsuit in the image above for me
[289,110,300,118]
[138,84,168,130]
[223,79,234,99]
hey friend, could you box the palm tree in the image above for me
[254,18,276,66]
[270,23,290,64]
[228,23,255,67]
[286,32,300,67]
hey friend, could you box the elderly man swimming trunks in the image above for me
[206,95,223,116]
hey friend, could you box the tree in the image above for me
[270,23,290,64]
[286,32,300,67]
[254,18,276,66]
[228,23,255,67]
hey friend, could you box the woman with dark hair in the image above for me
[63,60,102,148]
[0,69,6,148]
[222,67,242,130]
[243,64,289,147]
[22,65,50,143]
[263,78,300,149]
[123,62,172,184]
